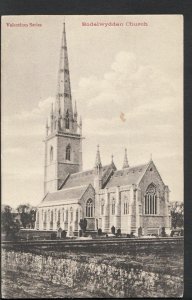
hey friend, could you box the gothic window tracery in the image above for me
[123,197,129,214]
[86,199,93,217]
[144,183,157,215]
[66,144,71,161]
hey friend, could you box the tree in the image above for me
[170,201,184,229]
[79,218,87,236]
[1,205,20,239]
[17,204,36,229]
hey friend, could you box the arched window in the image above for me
[50,146,53,162]
[144,183,157,215]
[66,144,71,161]
[65,110,69,129]
[86,199,93,217]
[66,210,68,222]
[123,196,129,214]
[76,209,78,221]
[50,210,53,222]
[111,198,115,215]
[62,208,65,222]
[43,211,47,230]
[44,211,47,223]
[101,199,104,215]
[58,210,60,222]
[70,207,73,222]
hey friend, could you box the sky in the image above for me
[1,15,183,208]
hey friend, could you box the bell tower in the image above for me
[44,22,83,194]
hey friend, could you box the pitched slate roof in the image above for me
[62,164,112,189]
[42,185,88,204]
[106,162,149,188]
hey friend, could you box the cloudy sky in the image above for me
[1,15,183,208]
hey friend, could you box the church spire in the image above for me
[57,21,73,120]
[123,148,129,169]
[95,145,102,168]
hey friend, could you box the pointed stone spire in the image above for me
[57,21,73,119]
[95,145,102,168]
[111,154,114,164]
[123,148,129,169]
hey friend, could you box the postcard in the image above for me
[1,15,183,298]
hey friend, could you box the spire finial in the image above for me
[150,153,152,161]
[63,17,66,30]
[46,118,49,136]
[51,102,54,117]
[111,154,114,163]
[123,148,129,169]
[74,100,77,117]
[95,144,102,168]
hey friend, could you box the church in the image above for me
[35,23,171,236]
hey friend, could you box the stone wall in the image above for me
[2,249,183,298]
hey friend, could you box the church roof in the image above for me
[61,164,113,189]
[106,162,149,188]
[41,185,88,205]
[62,169,95,189]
